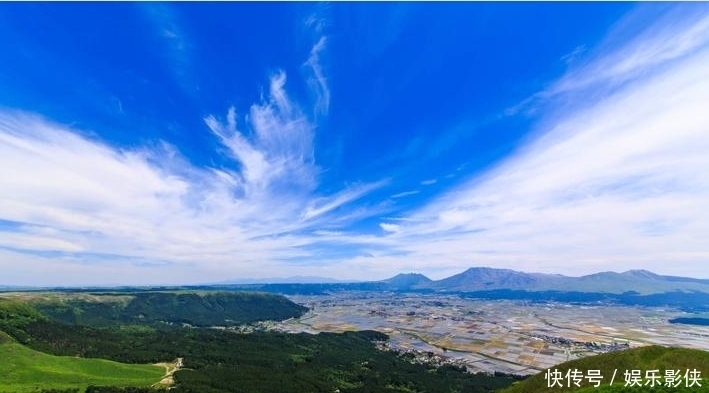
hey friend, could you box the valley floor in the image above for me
[261,292,709,376]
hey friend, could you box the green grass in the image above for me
[572,383,709,393]
[0,338,165,393]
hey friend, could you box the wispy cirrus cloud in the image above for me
[390,190,420,199]
[379,223,400,233]
[305,37,331,115]
[358,4,709,280]
[4,4,708,286]
[507,5,709,118]
[206,72,317,197]
[0,43,384,286]
[139,3,199,97]
[300,5,332,116]
[302,180,389,221]
[549,6,709,96]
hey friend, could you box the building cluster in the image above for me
[212,320,276,334]
[374,340,470,370]
[531,333,629,352]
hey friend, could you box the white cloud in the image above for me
[140,3,196,95]
[550,7,709,97]
[302,180,388,221]
[379,223,400,233]
[205,73,317,197]
[305,37,331,115]
[390,190,420,198]
[0,69,383,285]
[4,5,709,285]
[339,6,709,280]
[420,179,437,186]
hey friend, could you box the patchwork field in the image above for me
[267,292,709,376]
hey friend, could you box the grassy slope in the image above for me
[502,346,709,393]
[0,332,164,393]
[572,384,708,393]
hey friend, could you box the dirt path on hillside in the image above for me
[152,357,183,387]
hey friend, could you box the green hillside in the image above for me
[502,346,709,393]
[3,290,307,328]
[0,333,164,393]
[572,383,707,393]
[0,297,518,393]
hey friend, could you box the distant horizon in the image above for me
[3,266,709,289]
[2,3,709,286]
[196,267,709,286]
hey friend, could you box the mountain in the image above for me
[622,269,660,279]
[633,270,709,285]
[429,267,556,291]
[417,267,709,295]
[381,273,432,290]
[566,269,709,294]
[196,267,709,312]
[216,267,709,296]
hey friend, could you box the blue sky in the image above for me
[1,3,709,285]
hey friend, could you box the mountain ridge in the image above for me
[382,273,433,289]
[377,267,709,295]
[7,267,708,296]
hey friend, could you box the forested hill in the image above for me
[0,296,519,393]
[12,291,307,327]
